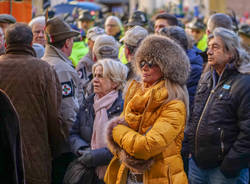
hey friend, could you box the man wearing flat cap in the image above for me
[0,14,16,55]
[120,25,148,81]
[42,17,84,184]
[0,14,16,34]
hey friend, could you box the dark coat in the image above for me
[0,89,24,184]
[0,44,66,184]
[69,91,123,167]
[186,46,203,110]
[186,65,250,178]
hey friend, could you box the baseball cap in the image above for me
[120,25,148,47]
[86,26,105,41]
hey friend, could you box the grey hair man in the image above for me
[104,16,123,41]
[186,27,250,184]
[42,17,84,183]
[201,13,233,69]
[28,16,46,47]
[120,25,148,80]
[0,23,66,184]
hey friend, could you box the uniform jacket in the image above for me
[105,80,188,184]
[42,44,83,130]
[69,91,123,167]
[0,89,24,184]
[76,51,94,97]
[0,44,66,184]
[186,65,250,178]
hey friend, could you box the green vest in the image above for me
[69,39,89,67]
[119,44,128,64]
[197,34,207,52]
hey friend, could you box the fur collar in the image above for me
[106,116,153,173]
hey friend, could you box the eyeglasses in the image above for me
[139,60,156,69]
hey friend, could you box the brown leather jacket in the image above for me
[0,44,67,184]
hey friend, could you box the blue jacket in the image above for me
[69,91,123,167]
[186,46,203,110]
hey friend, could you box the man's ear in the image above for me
[65,38,70,48]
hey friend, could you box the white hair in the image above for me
[28,16,45,28]
[92,59,128,90]
[105,16,123,30]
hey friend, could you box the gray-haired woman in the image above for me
[69,59,128,183]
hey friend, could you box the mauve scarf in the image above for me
[91,90,118,179]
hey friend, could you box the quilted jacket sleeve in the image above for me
[112,100,186,160]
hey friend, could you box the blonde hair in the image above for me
[92,59,128,90]
[164,79,189,119]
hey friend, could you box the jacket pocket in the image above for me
[218,128,225,161]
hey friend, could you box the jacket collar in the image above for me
[6,43,36,57]
[44,44,74,68]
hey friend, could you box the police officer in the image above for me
[42,17,84,184]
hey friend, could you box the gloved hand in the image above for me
[78,149,94,167]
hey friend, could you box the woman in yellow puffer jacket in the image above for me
[105,35,191,184]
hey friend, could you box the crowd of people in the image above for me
[0,7,249,184]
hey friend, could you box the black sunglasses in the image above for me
[139,60,156,69]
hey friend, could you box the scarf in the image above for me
[91,90,118,179]
[124,80,167,132]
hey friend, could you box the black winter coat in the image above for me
[0,89,24,184]
[186,66,250,178]
[69,91,123,167]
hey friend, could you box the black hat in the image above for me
[187,17,206,30]
[126,11,147,27]
[238,24,250,38]
[0,14,16,23]
[78,10,93,21]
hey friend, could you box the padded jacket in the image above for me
[186,65,250,178]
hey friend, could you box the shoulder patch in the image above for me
[61,81,75,98]
[77,67,87,79]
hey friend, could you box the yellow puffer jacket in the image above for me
[105,80,188,184]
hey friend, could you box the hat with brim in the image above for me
[45,17,80,43]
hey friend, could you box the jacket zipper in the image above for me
[194,68,227,159]
[195,89,215,158]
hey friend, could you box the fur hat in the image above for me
[135,35,190,85]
